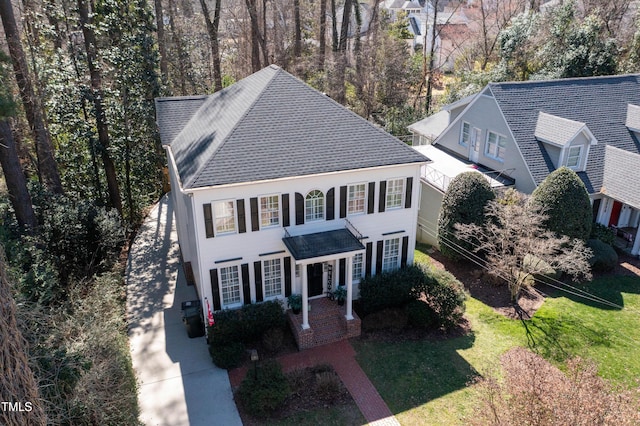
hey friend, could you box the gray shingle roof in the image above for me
[157,65,428,189]
[488,74,640,193]
[627,104,640,131]
[534,112,588,146]
[603,146,640,210]
[155,95,207,148]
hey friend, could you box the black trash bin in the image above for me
[181,300,205,338]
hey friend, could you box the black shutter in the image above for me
[365,242,373,277]
[254,261,263,302]
[376,240,384,274]
[367,182,376,214]
[326,188,335,220]
[339,259,346,285]
[295,192,304,225]
[401,236,409,267]
[250,197,259,231]
[282,193,290,227]
[241,264,251,305]
[405,177,413,209]
[237,199,246,233]
[378,180,387,213]
[210,269,221,310]
[284,257,292,296]
[203,204,214,238]
[339,186,347,218]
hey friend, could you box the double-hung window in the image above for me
[263,259,282,298]
[386,179,404,210]
[220,266,241,306]
[566,146,582,169]
[382,238,400,272]
[485,131,507,161]
[352,253,364,282]
[214,200,236,234]
[260,195,280,228]
[305,190,324,222]
[348,183,366,215]
[460,122,471,146]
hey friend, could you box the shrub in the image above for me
[421,268,466,330]
[529,167,592,241]
[209,341,245,369]
[587,239,618,272]
[361,308,408,332]
[261,327,284,353]
[315,371,341,401]
[406,300,437,330]
[208,301,285,346]
[237,360,289,417]
[590,223,615,245]
[358,265,426,315]
[438,172,495,258]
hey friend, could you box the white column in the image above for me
[345,256,354,320]
[301,263,310,329]
[632,227,640,256]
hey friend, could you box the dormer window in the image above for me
[565,146,582,169]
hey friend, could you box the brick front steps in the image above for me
[287,297,361,350]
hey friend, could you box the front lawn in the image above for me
[353,249,640,424]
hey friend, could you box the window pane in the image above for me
[215,201,236,234]
[260,195,279,228]
[305,190,324,222]
[382,238,400,272]
[348,184,366,214]
[352,253,363,281]
[263,259,282,298]
[567,146,581,168]
[386,179,404,209]
[460,122,470,145]
[220,266,241,305]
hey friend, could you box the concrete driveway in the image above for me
[126,194,242,426]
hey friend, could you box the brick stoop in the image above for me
[287,298,361,350]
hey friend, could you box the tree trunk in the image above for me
[0,0,63,194]
[293,0,301,58]
[0,120,37,229]
[338,0,351,52]
[200,0,223,91]
[425,0,439,115]
[330,0,338,51]
[153,0,170,88]
[318,0,327,69]
[78,0,123,216]
[245,0,262,71]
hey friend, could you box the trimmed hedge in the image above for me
[208,341,245,370]
[587,239,618,272]
[237,360,289,417]
[590,223,615,246]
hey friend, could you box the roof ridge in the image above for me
[488,73,640,88]
[185,66,282,188]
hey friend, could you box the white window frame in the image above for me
[485,131,507,161]
[219,265,242,307]
[386,178,405,210]
[347,183,366,215]
[305,190,325,222]
[352,253,364,282]
[382,238,400,272]
[263,258,283,299]
[214,200,236,235]
[459,122,471,146]
[565,146,582,170]
[259,194,280,229]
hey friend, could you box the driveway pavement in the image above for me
[126,194,242,426]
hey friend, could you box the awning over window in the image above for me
[283,229,365,261]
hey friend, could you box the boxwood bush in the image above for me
[237,360,289,417]
[590,223,615,246]
[587,239,618,272]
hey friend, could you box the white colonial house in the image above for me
[156,65,429,348]
[409,74,640,257]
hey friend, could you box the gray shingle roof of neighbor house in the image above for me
[487,74,640,193]
[603,146,640,210]
[156,65,429,189]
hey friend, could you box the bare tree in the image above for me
[455,192,592,304]
[200,0,223,91]
[153,0,170,87]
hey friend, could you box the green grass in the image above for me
[353,249,640,424]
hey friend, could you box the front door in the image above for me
[307,263,324,297]
[609,201,623,227]
[469,127,481,163]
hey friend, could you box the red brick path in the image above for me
[229,340,399,425]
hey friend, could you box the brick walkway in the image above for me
[229,340,399,425]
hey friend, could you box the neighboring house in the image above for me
[156,65,429,348]
[409,74,640,256]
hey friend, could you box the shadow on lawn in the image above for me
[355,330,478,414]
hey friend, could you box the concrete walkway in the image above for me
[126,194,242,426]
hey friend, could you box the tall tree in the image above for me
[293,0,301,58]
[318,0,327,69]
[77,0,123,216]
[200,0,223,91]
[153,0,169,87]
[0,0,63,194]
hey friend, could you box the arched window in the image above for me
[305,190,324,222]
